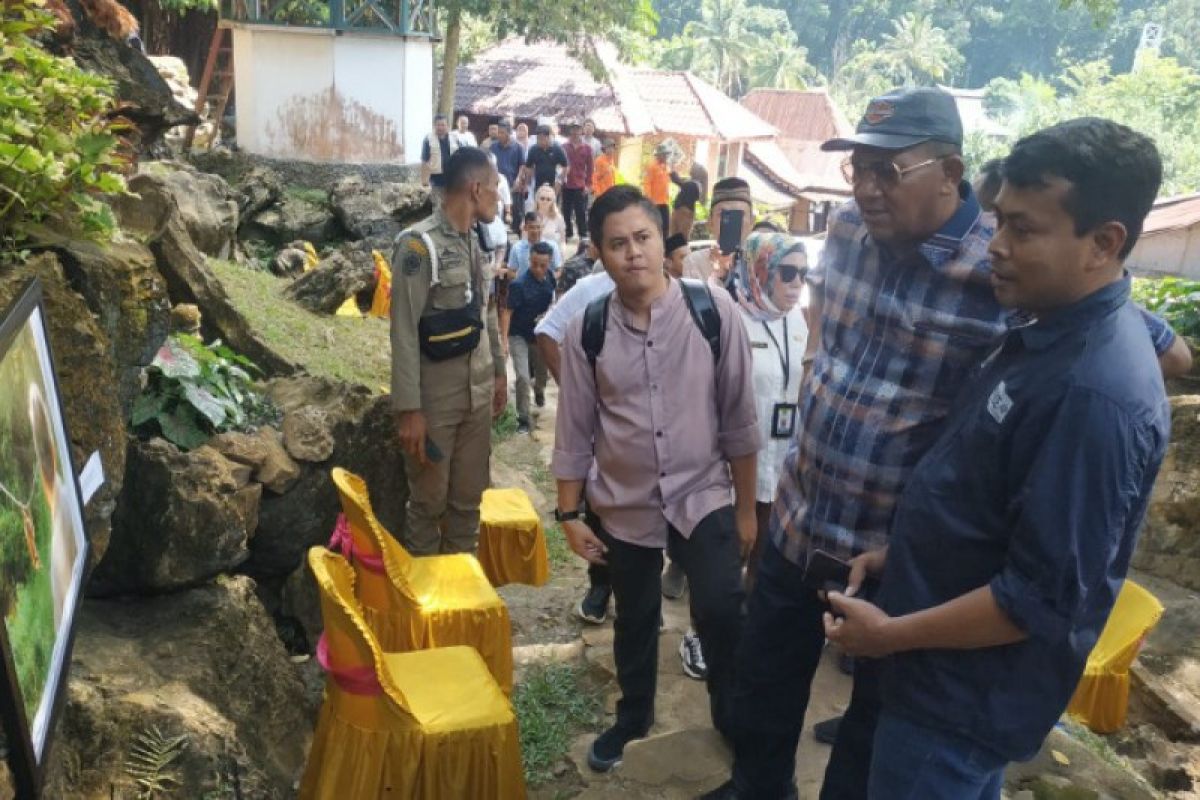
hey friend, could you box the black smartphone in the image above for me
[424,436,444,463]
[802,549,852,594]
[718,208,745,255]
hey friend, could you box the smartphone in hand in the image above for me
[718,208,745,255]
[802,549,852,594]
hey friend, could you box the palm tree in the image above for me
[749,32,816,92]
[683,0,757,96]
[877,13,962,86]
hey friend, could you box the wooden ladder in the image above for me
[184,25,234,152]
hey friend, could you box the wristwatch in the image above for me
[553,508,581,523]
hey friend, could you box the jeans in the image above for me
[731,540,882,800]
[562,186,588,239]
[595,506,744,734]
[508,335,544,422]
[868,713,1005,800]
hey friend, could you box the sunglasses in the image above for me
[778,264,807,283]
[840,157,943,188]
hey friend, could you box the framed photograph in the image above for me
[0,279,90,796]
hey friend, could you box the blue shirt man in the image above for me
[825,118,1170,798]
[490,124,524,188]
[507,242,556,430]
[507,214,563,278]
[507,256,556,341]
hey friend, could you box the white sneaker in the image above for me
[679,630,707,680]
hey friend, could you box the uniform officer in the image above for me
[390,148,507,555]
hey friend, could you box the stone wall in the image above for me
[1134,394,1200,591]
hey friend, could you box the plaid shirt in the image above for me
[771,185,1011,565]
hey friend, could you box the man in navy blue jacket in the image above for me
[507,242,556,433]
[824,117,1170,798]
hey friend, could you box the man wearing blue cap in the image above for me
[701,86,1183,800]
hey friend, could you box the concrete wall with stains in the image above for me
[230,25,433,164]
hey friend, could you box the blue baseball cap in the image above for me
[822,87,963,151]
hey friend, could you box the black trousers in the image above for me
[656,204,670,237]
[562,186,588,239]
[510,190,526,234]
[596,506,745,734]
[731,540,882,800]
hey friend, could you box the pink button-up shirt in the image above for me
[552,279,762,548]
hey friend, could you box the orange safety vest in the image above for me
[643,160,670,205]
[593,153,616,195]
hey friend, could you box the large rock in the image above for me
[246,378,407,578]
[27,228,171,414]
[91,438,260,595]
[1134,394,1200,591]
[329,175,430,241]
[282,250,374,314]
[43,576,316,798]
[0,254,125,566]
[282,407,336,463]
[242,197,340,248]
[236,166,285,220]
[114,173,298,377]
[140,162,240,259]
[210,428,302,494]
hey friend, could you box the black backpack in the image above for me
[581,278,721,367]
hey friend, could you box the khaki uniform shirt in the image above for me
[390,209,504,414]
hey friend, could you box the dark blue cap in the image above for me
[821,86,963,151]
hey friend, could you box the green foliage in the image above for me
[491,404,518,444]
[1133,277,1200,344]
[543,522,571,568]
[132,334,279,451]
[832,13,963,113]
[125,726,188,799]
[0,0,127,253]
[512,663,600,785]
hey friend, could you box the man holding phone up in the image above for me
[683,178,755,284]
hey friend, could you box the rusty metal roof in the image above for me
[455,39,775,141]
[1143,193,1200,235]
[740,88,853,142]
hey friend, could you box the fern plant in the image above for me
[125,726,188,799]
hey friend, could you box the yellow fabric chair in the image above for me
[330,467,515,693]
[1067,579,1164,733]
[300,547,526,800]
[478,488,549,587]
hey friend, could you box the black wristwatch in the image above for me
[554,508,581,523]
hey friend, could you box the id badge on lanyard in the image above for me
[762,319,796,439]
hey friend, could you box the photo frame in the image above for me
[0,279,90,797]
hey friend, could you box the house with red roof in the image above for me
[1128,193,1200,278]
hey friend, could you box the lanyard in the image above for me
[761,318,791,392]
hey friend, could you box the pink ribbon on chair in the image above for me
[316,633,383,696]
[328,513,386,574]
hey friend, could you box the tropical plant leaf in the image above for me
[131,391,169,427]
[181,381,229,428]
[156,407,210,450]
[125,725,188,800]
[152,338,202,380]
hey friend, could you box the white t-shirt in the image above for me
[533,270,615,343]
[484,174,512,251]
[742,305,809,502]
[453,130,477,148]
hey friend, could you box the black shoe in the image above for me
[575,585,611,625]
[516,418,531,435]
[813,715,841,745]
[587,719,650,772]
[696,780,798,800]
[534,388,545,407]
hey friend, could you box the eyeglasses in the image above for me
[778,264,807,283]
[840,157,943,188]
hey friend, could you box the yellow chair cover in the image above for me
[335,295,362,317]
[330,468,515,693]
[369,251,392,319]
[303,241,319,272]
[478,488,549,587]
[1067,579,1164,733]
[300,547,526,800]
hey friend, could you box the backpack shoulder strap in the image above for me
[397,223,440,286]
[581,291,613,368]
[679,278,721,362]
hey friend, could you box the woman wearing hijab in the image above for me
[728,232,809,588]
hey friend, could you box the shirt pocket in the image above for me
[431,255,472,310]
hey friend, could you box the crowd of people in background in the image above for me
[397,86,1192,800]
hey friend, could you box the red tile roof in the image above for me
[744,140,851,202]
[1144,193,1200,235]
[740,88,853,142]
[455,39,776,141]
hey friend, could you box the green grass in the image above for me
[491,405,518,443]
[544,522,572,568]
[513,663,600,785]
[209,259,391,391]
[283,186,330,207]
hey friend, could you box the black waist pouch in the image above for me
[419,305,483,361]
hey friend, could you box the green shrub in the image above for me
[132,334,280,450]
[0,0,127,256]
[1132,276,1200,344]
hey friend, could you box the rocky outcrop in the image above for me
[1134,394,1200,591]
[242,197,340,248]
[246,378,407,578]
[209,428,302,495]
[44,576,316,799]
[282,407,336,463]
[330,175,429,242]
[282,250,374,314]
[113,173,298,377]
[28,228,171,414]
[0,253,125,565]
[237,167,285,221]
[140,162,240,259]
[91,439,260,595]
